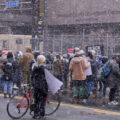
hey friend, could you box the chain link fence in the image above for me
[44,34,120,56]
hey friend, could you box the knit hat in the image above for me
[7,52,13,59]
[2,50,8,55]
[37,55,46,64]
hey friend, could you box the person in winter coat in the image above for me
[29,51,40,74]
[53,55,63,81]
[3,52,16,98]
[69,51,90,103]
[19,47,34,84]
[0,51,7,92]
[31,55,48,119]
[87,50,98,98]
[106,56,120,105]
[13,52,23,88]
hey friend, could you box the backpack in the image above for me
[3,61,14,81]
[101,61,111,78]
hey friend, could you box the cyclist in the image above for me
[31,55,48,119]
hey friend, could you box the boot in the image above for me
[79,99,83,104]
[73,98,79,104]
[9,94,12,98]
[4,94,7,98]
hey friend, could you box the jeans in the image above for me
[87,81,94,95]
[0,76,3,90]
[4,81,13,95]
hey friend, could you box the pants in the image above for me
[23,72,30,84]
[34,89,47,116]
[87,76,94,95]
[4,81,13,95]
[64,72,68,88]
[87,81,94,95]
[0,76,3,90]
[109,88,117,101]
[73,80,86,99]
[103,82,107,97]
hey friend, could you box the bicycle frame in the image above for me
[17,89,50,109]
[17,90,34,109]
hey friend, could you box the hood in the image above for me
[72,57,83,64]
[7,52,13,59]
[26,47,32,53]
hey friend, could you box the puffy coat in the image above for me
[106,59,120,88]
[2,58,17,81]
[69,57,90,80]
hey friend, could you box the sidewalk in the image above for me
[61,88,120,111]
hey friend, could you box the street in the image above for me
[0,95,120,120]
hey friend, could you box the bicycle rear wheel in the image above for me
[45,93,61,116]
[7,95,29,119]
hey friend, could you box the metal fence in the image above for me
[45,34,120,56]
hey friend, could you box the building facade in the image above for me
[44,0,120,56]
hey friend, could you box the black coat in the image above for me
[106,59,120,88]
[2,58,17,81]
[31,65,48,94]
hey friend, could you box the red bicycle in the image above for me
[7,84,61,119]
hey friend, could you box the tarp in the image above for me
[44,69,63,94]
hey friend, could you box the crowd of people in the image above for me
[46,47,120,106]
[0,47,120,118]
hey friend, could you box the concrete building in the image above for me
[44,0,120,56]
[0,0,120,56]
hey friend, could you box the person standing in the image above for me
[0,50,7,93]
[3,52,16,98]
[106,56,120,105]
[53,54,63,81]
[69,51,90,103]
[31,55,48,119]
[19,47,34,84]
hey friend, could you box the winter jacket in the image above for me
[69,57,90,80]
[2,58,17,81]
[106,59,120,88]
[13,60,23,84]
[31,65,48,94]
[0,55,7,75]
[53,60,63,77]
[90,58,99,77]
[19,48,34,72]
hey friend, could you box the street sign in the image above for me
[6,1,19,8]
[68,48,74,54]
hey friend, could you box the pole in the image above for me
[61,35,63,54]
[106,33,109,56]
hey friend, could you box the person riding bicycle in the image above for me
[31,55,48,119]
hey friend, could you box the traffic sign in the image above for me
[6,1,19,8]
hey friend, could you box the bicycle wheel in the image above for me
[7,95,29,119]
[45,93,61,116]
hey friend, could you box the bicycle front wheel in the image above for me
[7,95,29,119]
[45,93,61,116]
